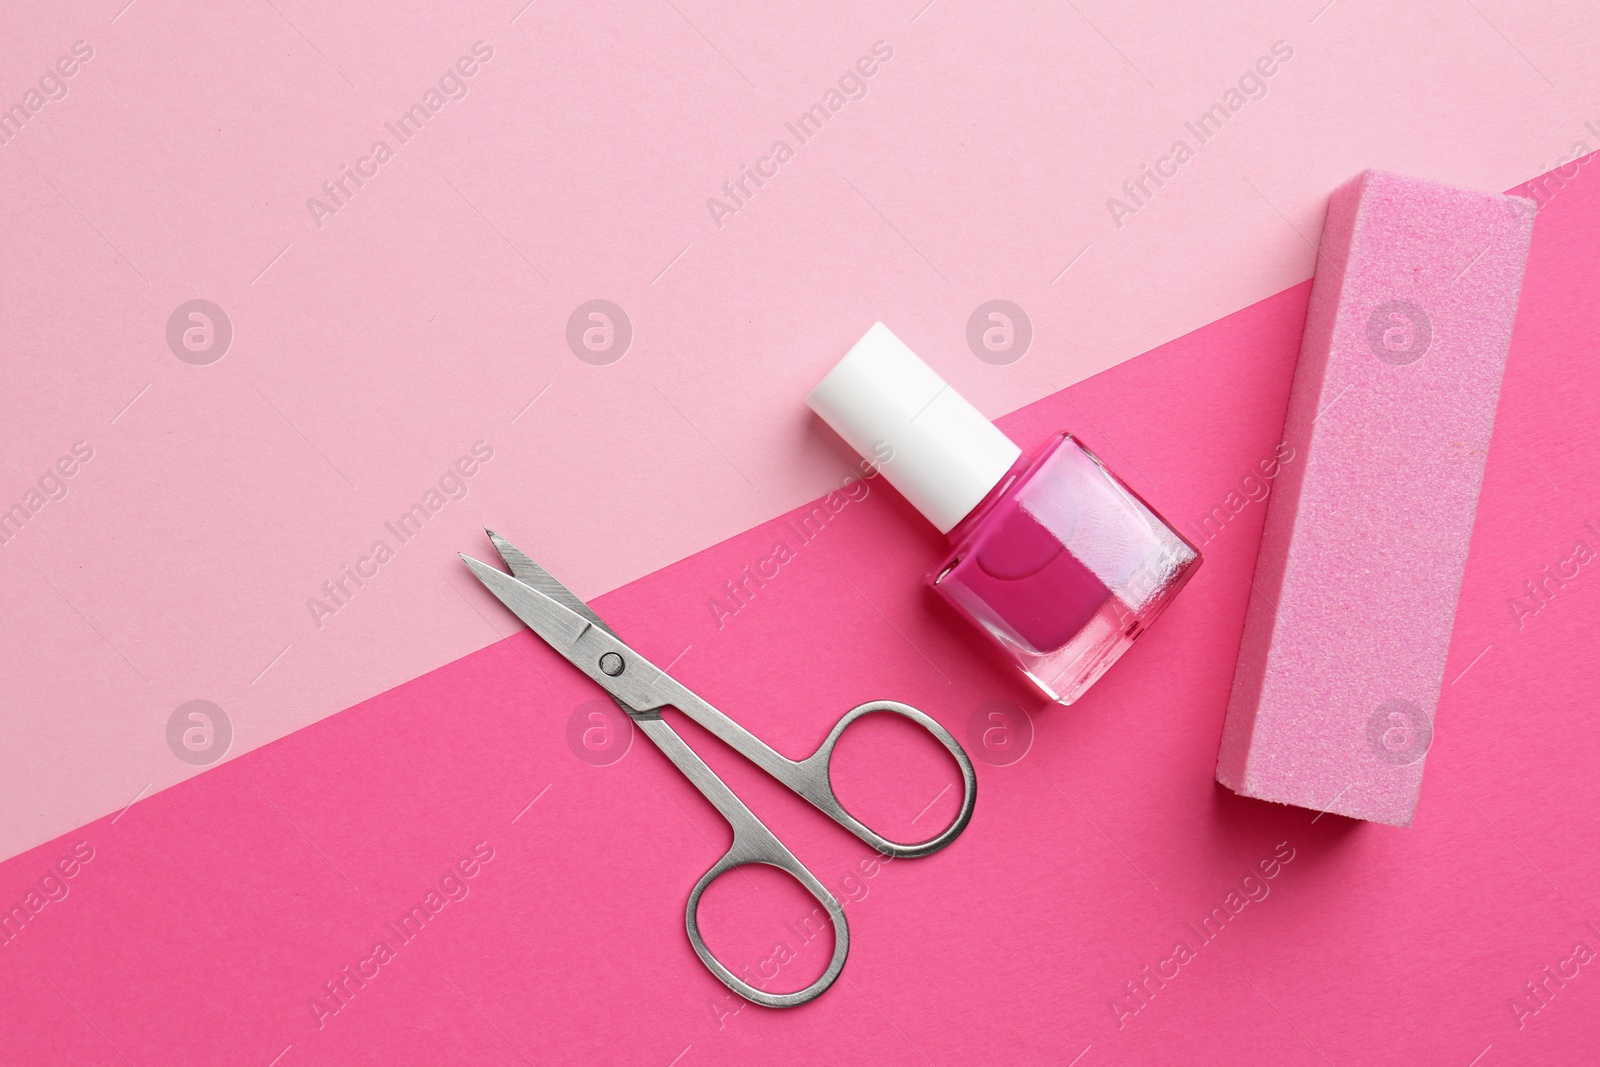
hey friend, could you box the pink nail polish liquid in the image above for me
[808,324,1200,704]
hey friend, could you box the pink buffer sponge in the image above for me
[1216,170,1534,826]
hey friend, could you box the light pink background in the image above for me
[3,0,1600,859]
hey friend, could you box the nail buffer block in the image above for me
[1216,170,1534,826]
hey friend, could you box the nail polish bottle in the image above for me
[807,323,1200,704]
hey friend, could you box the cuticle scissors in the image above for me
[461,529,977,1008]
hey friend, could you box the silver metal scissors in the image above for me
[461,530,977,1008]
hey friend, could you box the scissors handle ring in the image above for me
[667,701,975,1008]
[797,700,978,860]
[684,833,850,1010]
[635,716,849,1008]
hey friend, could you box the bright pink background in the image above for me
[3,0,1600,1062]
[3,153,1598,1063]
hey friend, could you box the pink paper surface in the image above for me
[5,0,1600,860]
[3,155,1598,1062]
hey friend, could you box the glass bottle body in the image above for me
[930,434,1201,704]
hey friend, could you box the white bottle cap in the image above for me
[807,322,1021,534]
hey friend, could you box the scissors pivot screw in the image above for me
[599,652,625,677]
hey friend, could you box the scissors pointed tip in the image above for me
[460,551,591,649]
[485,528,521,557]
[463,536,614,641]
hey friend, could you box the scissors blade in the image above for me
[460,544,668,715]
[484,529,618,639]
[460,553,594,654]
